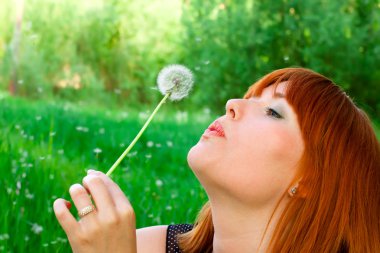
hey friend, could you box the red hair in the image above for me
[179,68,380,252]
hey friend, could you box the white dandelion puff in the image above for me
[157,64,194,101]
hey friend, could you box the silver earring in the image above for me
[288,186,297,197]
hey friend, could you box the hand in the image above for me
[53,170,137,253]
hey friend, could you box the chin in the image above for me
[187,141,217,174]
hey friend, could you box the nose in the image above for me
[225,99,244,120]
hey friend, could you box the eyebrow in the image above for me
[273,92,285,98]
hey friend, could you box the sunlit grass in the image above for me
[0,97,213,252]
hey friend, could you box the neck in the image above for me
[210,196,284,253]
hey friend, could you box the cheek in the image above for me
[245,124,302,164]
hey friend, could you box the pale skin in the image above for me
[53,82,304,253]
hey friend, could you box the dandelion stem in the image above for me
[106,93,171,176]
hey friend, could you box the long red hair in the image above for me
[179,68,380,252]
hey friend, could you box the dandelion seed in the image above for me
[35,116,42,121]
[147,141,154,147]
[16,181,21,189]
[49,132,56,136]
[99,128,105,134]
[166,141,173,147]
[120,143,125,147]
[39,156,45,160]
[145,154,152,159]
[155,143,162,148]
[165,205,173,211]
[31,223,43,234]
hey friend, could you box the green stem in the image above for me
[106,93,171,176]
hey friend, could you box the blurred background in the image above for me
[0,0,379,252]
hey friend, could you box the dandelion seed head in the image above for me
[157,64,194,101]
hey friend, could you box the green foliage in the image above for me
[181,0,380,116]
[1,0,379,117]
[0,96,211,252]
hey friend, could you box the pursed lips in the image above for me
[204,120,226,138]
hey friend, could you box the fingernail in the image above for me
[65,200,72,209]
[87,169,96,174]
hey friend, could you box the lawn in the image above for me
[0,97,212,252]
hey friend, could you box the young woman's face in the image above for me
[187,83,304,207]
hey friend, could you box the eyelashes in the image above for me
[265,107,283,119]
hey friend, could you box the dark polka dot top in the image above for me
[166,224,194,253]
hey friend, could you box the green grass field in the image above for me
[1,96,379,252]
[0,96,213,252]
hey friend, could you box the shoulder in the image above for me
[137,225,168,253]
[136,224,194,253]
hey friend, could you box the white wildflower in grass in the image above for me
[106,64,194,176]
[146,141,154,147]
[31,223,43,234]
[155,179,163,187]
[93,148,102,154]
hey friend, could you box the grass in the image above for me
[0,96,214,252]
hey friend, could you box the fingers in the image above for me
[82,175,116,218]
[87,170,132,213]
[69,184,96,219]
[53,198,80,234]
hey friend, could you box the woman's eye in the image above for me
[265,107,283,119]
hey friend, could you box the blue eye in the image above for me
[265,107,282,119]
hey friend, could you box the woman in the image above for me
[53,68,380,253]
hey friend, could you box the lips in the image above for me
[204,120,225,138]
